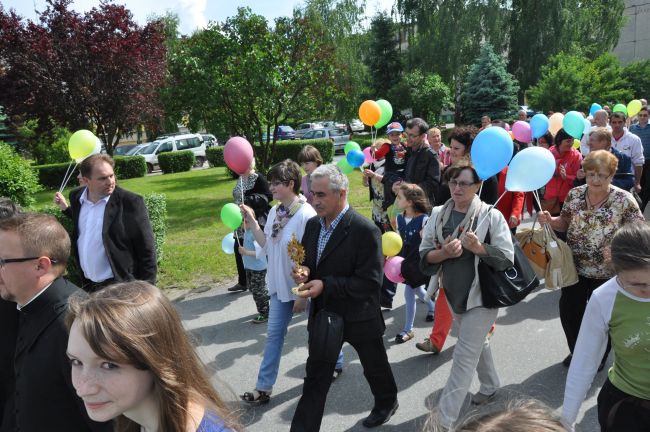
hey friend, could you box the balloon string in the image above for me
[59,161,74,193]
[477,182,484,198]
[61,163,79,192]
[473,190,507,233]
[240,176,244,204]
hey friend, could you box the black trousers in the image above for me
[290,336,398,432]
[598,378,650,432]
[233,234,247,287]
[560,275,611,358]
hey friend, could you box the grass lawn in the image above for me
[31,167,373,289]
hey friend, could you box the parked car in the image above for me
[139,133,206,173]
[349,119,364,132]
[275,125,296,140]
[201,134,218,147]
[126,143,148,156]
[303,128,351,154]
[321,120,347,130]
[294,122,322,139]
[114,144,140,156]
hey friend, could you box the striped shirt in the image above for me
[317,205,349,264]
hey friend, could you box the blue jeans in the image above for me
[256,293,295,391]
[402,284,435,334]
[256,294,344,392]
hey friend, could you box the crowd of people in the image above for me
[1,105,649,432]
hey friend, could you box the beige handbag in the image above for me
[516,217,549,278]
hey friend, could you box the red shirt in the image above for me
[544,146,582,202]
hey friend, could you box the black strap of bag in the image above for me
[478,226,541,308]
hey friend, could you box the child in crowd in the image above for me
[238,219,270,323]
[296,145,323,204]
[394,183,435,343]
[372,122,408,209]
[363,138,393,232]
[66,281,240,431]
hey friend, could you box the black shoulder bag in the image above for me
[478,227,541,308]
[309,295,344,363]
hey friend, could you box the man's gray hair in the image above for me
[311,164,349,191]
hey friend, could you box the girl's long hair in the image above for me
[66,281,241,432]
[399,183,431,215]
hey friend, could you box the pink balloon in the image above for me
[384,256,405,284]
[512,121,532,143]
[363,146,375,164]
[224,136,254,175]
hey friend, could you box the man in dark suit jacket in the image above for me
[54,154,157,291]
[0,212,110,431]
[290,164,398,431]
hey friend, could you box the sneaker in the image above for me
[471,390,497,405]
[415,338,440,354]
[380,299,393,309]
[425,312,435,322]
[227,284,247,292]
[252,314,268,324]
[395,331,415,344]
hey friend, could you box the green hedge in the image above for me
[40,192,167,286]
[114,156,146,179]
[0,142,41,207]
[158,150,195,174]
[33,162,72,190]
[207,139,333,177]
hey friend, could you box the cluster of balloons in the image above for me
[337,141,366,174]
[68,129,101,163]
[220,203,243,254]
[381,232,405,283]
[358,99,393,128]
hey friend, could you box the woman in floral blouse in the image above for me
[539,150,644,369]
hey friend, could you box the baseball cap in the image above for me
[386,122,403,134]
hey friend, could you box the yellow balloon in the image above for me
[382,231,403,257]
[573,139,581,149]
[68,130,97,161]
[627,99,642,117]
[548,113,564,135]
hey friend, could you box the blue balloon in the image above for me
[530,114,549,139]
[471,127,513,180]
[563,111,585,139]
[221,233,235,254]
[589,103,602,117]
[583,118,592,137]
[346,149,365,168]
[505,147,556,192]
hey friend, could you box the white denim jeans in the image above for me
[437,304,500,428]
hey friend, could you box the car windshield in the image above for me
[140,142,161,155]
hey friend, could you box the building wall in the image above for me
[613,0,650,64]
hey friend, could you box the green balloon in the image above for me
[613,103,628,116]
[344,141,361,155]
[374,99,393,129]
[220,203,242,230]
[337,157,355,175]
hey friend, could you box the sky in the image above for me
[2,0,396,35]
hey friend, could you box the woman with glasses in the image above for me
[561,222,650,432]
[419,162,514,430]
[238,159,316,405]
[539,150,644,370]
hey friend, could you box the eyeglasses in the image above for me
[0,257,57,269]
[585,172,611,182]
[406,133,422,139]
[616,276,650,293]
[448,180,476,189]
[269,181,288,187]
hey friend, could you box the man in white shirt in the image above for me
[0,213,109,431]
[54,154,157,291]
[580,109,610,156]
[610,112,645,192]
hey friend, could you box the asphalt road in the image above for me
[176,277,603,431]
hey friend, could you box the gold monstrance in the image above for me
[288,235,307,295]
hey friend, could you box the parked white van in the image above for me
[139,133,206,173]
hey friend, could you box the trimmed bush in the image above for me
[33,162,72,190]
[40,192,168,285]
[114,155,146,179]
[0,142,41,206]
[206,146,225,167]
[143,193,167,261]
[158,150,195,174]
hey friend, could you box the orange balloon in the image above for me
[359,100,381,126]
[548,113,564,135]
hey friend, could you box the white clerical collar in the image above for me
[17,281,53,311]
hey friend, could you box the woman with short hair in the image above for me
[66,281,240,431]
[539,150,644,368]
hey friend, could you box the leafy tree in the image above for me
[367,12,402,98]
[0,142,41,207]
[528,52,633,112]
[622,60,650,100]
[389,70,451,125]
[460,43,519,125]
[0,0,167,155]
[164,8,341,168]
